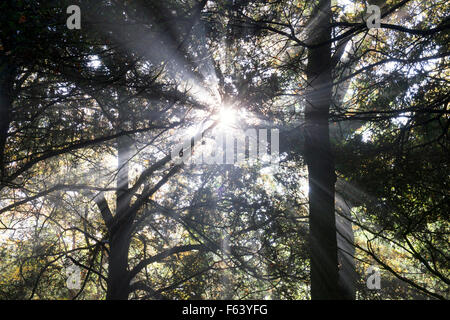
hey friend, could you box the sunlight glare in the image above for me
[217,106,237,128]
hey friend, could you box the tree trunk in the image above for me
[0,61,15,187]
[106,224,132,300]
[304,0,340,299]
[336,189,356,299]
[106,98,133,300]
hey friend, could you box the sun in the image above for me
[217,106,237,128]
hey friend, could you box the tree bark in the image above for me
[0,61,15,187]
[106,96,133,300]
[106,223,132,300]
[336,188,356,300]
[304,0,340,299]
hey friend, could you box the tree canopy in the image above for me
[0,0,448,300]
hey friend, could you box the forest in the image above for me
[0,0,448,300]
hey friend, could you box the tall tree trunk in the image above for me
[106,221,132,300]
[304,0,340,299]
[106,98,133,300]
[0,61,15,188]
[334,42,359,300]
[336,187,356,300]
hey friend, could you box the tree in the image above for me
[0,0,448,300]
[215,0,448,299]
